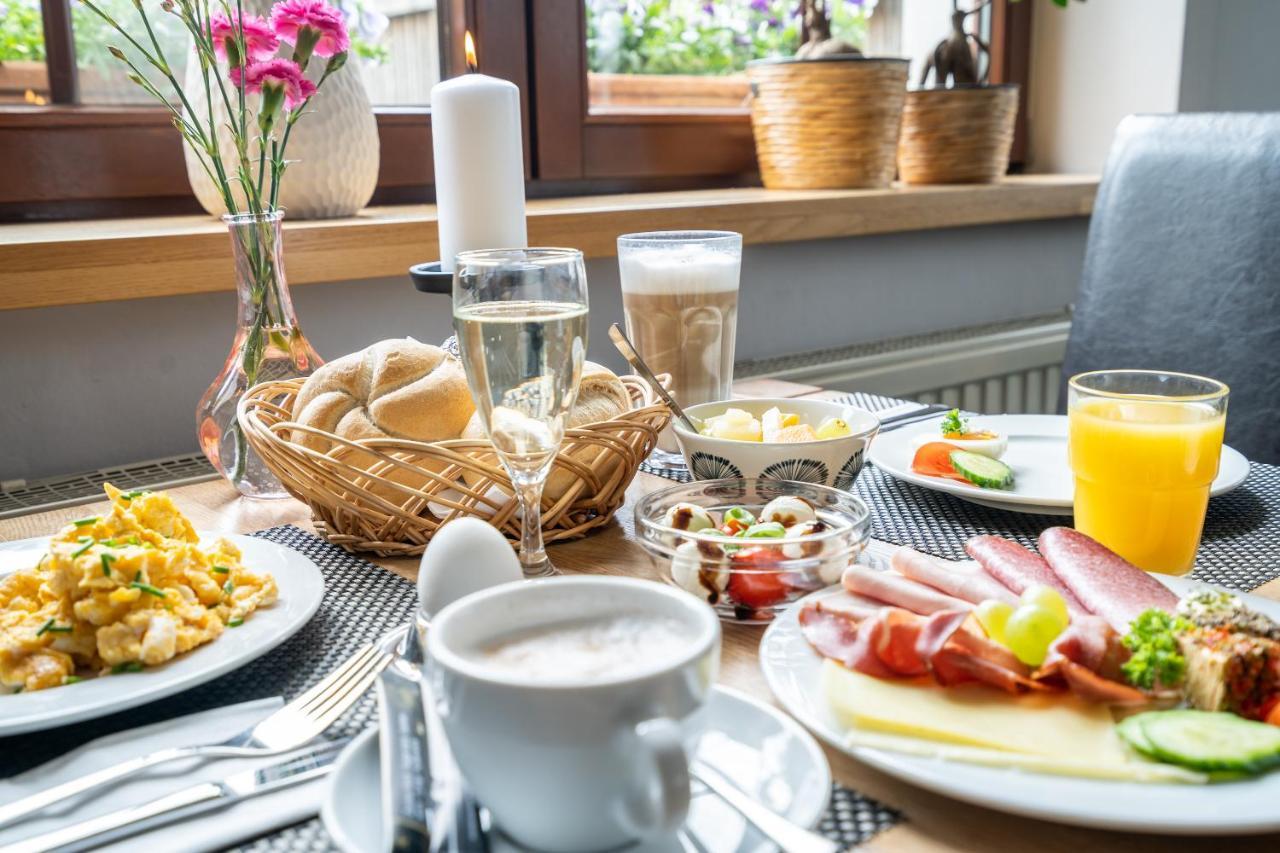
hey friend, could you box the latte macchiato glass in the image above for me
[618,231,742,466]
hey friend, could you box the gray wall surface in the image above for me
[1180,0,1280,113]
[0,218,1088,482]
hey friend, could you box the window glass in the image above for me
[1,0,50,104]
[73,0,191,104]
[356,0,439,105]
[585,0,874,113]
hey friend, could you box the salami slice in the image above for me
[965,535,1089,615]
[1038,527,1178,633]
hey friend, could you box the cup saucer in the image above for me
[322,684,831,853]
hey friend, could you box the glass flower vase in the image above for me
[197,211,323,499]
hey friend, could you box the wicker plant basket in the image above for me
[747,56,909,190]
[898,84,1019,185]
[238,376,671,557]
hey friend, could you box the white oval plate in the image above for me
[0,532,323,737]
[323,685,832,853]
[869,414,1250,515]
[760,575,1280,835]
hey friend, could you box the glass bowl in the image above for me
[634,478,870,623]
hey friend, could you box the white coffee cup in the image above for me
[427,576,721,852]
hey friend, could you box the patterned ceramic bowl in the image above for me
[634,478,871,622]
[672,398,879,490]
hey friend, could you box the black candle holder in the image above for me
[409,261,453,294]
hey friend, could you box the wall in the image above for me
[0,218,1088,483]
[1027,0,1187,174]
[1178,0,1280,113]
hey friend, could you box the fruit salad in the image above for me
[700,406,854,444]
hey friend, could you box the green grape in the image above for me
[1019,585,1070,631]
[1004,605,1065,667]
[975,600,1013,645]
[743,522,786,539]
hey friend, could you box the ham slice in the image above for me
[964,535,1088,615]
[842,566,973,615]
[799,603,1047,695]
[1038,617,1147,704]
[813,590,891,621]
[1038,527,1178,633]
[891,546,1018,606]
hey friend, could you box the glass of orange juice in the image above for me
[1068,370,1228,575]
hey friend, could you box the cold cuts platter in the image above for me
[760,530,1280,834]
[868,414,1250,515]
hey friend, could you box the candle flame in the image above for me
[464,30,478,73]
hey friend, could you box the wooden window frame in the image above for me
[1,0,1033,221]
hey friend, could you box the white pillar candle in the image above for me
[430,37,528,273]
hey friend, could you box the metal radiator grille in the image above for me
[0,454,217,519]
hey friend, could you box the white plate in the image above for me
[869,414,1250,515]
[0,532,323,737]
[760,575,1280,835]
[322,685,832,853]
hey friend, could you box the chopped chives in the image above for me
[101,553,116,576]
[211,565,230,575]
[62,675,82,685]
[100,538,117,547]
[111,661,144,674]
[122,490,146,500]
[36,619,72,637]
[222,579,235,597]
[12,686,22,694]
[71,539,94,558]
[36,554,48,570]
[127,536,142,546]
[35,618,54,637]
[130,581,166,598]
[227,617,244,627]
[72,517,99,527]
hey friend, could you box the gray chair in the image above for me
[1059,113,1280,463]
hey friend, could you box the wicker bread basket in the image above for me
[898,85,1019,185]
[747,56,909,190]
[238,376,671,557]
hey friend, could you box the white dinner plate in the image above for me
[0,532,323,737]
[869,414,1250,516]
[322,685,832,853]
[760,575,1280,835]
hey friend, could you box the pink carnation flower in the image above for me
[230,58,317,109]
[207,11,280,64]
[270,0,350,58]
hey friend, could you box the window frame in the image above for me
[1,0,1033,221]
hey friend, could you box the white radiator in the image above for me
[741,315,1071,415]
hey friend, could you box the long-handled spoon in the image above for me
[608,323,703,434]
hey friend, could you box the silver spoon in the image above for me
[608,323,703,434]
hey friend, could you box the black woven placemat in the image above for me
[1,525,897,851]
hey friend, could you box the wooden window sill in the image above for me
[0,175,1097,312]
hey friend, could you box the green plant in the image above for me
[0,0,47,63]
[586,0,870,77]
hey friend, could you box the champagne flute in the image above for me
[453,248,588,578]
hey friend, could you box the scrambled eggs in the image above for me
[0,484,277,692]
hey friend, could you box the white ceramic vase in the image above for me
[183,17,379,219]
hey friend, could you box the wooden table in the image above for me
[3,378,1277,852]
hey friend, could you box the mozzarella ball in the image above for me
[781,520,826,560]
[759,495,817,527]
[662,502,715,534]
[670,540,728,602]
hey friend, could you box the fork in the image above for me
[0,629,399,829]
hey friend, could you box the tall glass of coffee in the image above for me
[618,231,742,468]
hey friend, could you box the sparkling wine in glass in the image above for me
[453,248,588,577]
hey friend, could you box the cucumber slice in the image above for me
[1116,715,1159,759]
[948,450,1014,490]
[1135,710,1280,773]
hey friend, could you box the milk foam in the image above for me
[619,246,740,295]
[474,614,695,682]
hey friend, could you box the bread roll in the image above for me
[293,339,474,451]
[460,361,633,501]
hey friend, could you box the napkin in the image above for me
[0,697,333,853]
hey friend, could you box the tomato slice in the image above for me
[727,547,789,609]
[911,441,971,482]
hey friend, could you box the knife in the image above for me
[376,619,433,852]
[5,740,347,853]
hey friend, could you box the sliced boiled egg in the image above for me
[911,429,1007,460]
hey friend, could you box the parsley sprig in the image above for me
[1121,609,1189,690]
[940,408,969,436]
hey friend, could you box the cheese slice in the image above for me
[821,659,1128,764]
